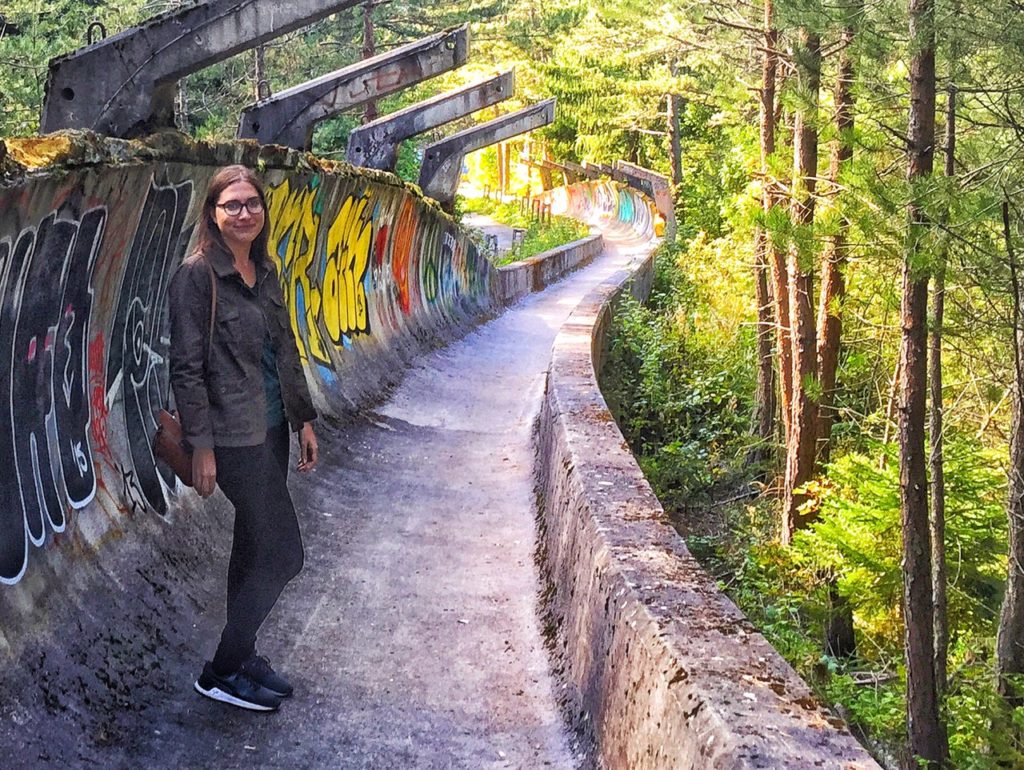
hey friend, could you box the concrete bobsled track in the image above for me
[0,134,876,768]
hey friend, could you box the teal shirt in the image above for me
[262,332,285,428]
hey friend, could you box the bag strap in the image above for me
[202,255,217,365]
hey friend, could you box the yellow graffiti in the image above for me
[266,178,374,366]
[323,193,372,340]
[267,178,326,364]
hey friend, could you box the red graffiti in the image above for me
[88,335,110,459]
[375,224,389,271]
[391,198,418,315]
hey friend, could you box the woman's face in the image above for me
[214,180,265,250]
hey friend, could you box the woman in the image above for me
[169,165,319,712]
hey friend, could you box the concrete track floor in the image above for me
[81,228,649,770]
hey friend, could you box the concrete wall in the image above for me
[539,180,664,241]
[0,131,493,591]
[493,234,604,305]
[535,258,882,768]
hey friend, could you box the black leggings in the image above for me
[211,422,302,674]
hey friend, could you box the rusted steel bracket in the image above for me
[418,98,556,208]
[346,70,513,171]
[238,25,470,150]
[42,0,362,137]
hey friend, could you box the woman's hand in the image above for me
[192,447,217,498]
[298,422,318,472]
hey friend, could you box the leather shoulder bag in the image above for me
[153,258,216,488]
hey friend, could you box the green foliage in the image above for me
[793,438,1008,655]
[601,240,755,509]
[459,196,589,263]
[688,434,1020,766]
[0,0,154,135]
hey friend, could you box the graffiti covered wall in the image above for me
[540,180,663,241]
[0,144,493,588]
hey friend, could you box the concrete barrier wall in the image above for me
[535,258,882,768]
[0,131,494,591]
[493,234,604,305]
[540,179,664,240]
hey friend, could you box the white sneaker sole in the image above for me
[194,680,279,712]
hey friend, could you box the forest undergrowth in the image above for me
[602,239,1024,768]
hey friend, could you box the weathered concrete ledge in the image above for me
[493,234,604,305]
[534,255,883,768]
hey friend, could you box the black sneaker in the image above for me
[241,653,294,698]
[194,662,282,712]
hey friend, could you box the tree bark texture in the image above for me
[901,0,948,763]
[782,29,821,542]
[816,14,856,467]
[750,2,780,471]
[254,45,270,102]
[497,142,507,197]
[752,229,778,469]
[998,199,1024,706]
[175,79,189,133]
[762,2,793,454]
[929,80,955,698]
[668,92,684,186]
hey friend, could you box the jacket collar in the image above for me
[205,241,271,281]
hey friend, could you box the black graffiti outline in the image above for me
[105,175,194,517]
[0,206,107,585]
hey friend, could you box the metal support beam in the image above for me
[346,70,513,171]
[41,0,362,137]
[238,26,469,150]
[613,160,677,240]
[418,98,555,208]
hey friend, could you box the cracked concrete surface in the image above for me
[3,229,649,770]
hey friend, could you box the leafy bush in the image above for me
[695,434,1023,766]
[459,197,590,264]
[601,238,754,509]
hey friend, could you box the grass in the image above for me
[459,195,590,266]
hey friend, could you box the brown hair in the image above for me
[193,165,271,265]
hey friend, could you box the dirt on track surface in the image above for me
[0,228,652,770]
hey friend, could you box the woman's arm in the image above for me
[169,260,217,496]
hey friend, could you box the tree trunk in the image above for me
[929,78,955,700]
[751,229,778,470]
[175,79,189,133]
[998,199,1024,707]
[782,28,821,543]
[762,1,793,456]
[816,12,857,467]
[825,579,857,658]
[750,1,780,471]
[362,1,378,124]
[667,92,684,187]
[254,45,270,101]
[901,0,948,763]
[496,142,507,198]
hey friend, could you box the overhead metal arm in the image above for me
[42,0,363,137]
[346,70,514,172]
[238,25,470,150]
[418,98,556,208]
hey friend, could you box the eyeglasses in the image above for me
[216,197,264,216]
